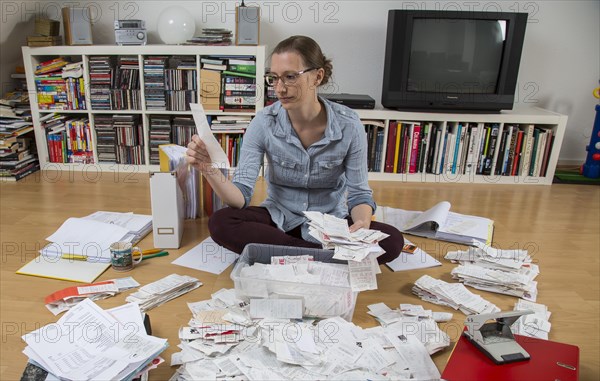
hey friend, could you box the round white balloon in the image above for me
[157,6,196,44]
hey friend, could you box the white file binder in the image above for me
[149,172,184,248]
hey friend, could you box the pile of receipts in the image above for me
[126,274,202,312]
[304,211,389,262]
[445,244,539,301]
[45,276,139,315]
[304,211,390,292]
[412,275,500,315]
[22,299,168,381]
[170,288,445,381]
[511,299,552,340]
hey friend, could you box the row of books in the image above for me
[379,121,555,177]
[364,120,385,172]
[32,55,266,113]
[34,58,86,110]
[199,55,257,112]
[44,118,94,164]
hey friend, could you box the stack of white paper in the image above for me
[159,144,201,219]
[511,299,552,340]
[126,274,202,312]
[22,299,168,381]
[445,245,539,301]
[85,211,153,245]
[170,288,442,381]
[412,275,500,315]
[40,211,153,262]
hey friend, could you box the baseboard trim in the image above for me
[557,159,583,169]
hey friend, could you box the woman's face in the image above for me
[269,51,319,110]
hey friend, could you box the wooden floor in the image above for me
[1,171,598,380]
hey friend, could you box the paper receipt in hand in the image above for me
[190,103,231,168]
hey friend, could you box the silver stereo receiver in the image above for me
[114,20,147,45]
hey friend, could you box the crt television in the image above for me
[381,10,528,112]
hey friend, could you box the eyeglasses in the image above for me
[264,68,317,86]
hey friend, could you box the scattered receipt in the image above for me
[190,103,230,168]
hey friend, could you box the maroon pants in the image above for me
[209,206,404,264]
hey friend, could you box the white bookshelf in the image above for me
[22,45,266,173]
[23,45,566,185]
[357,107,566,185]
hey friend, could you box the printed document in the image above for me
[22,299,167,381]
[376,201,494,245]
[190,103,230,168]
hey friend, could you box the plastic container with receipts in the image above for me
[230,244,358,321]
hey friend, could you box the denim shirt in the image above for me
[231,97,376,241]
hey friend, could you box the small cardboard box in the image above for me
[35,18,60,36]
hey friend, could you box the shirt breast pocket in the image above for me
[312,158,344,187]
[269,154,301,185]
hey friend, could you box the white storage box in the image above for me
[149,172,184,248]
[231,244,358,321]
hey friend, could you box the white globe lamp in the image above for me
[157,6,196,44]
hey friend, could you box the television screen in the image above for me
[382,10,528,112]
[407,18,506,94]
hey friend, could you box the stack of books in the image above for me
[0,92,39,181]
[198,55,257,112]
[34,58,86,110]
[27,18,61,46]
[40,113,93,164]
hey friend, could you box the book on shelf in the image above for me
[375,201,494,246]
[362,120,385,172]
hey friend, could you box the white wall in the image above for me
[1,0,598,163]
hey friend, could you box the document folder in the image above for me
[149,172,184,249]
[442,330,580,381]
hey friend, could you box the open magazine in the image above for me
[375,201,493,245]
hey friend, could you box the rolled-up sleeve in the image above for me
[231,113,266,208]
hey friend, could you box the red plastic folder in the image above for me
[441,333,579,381]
